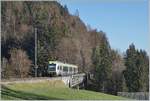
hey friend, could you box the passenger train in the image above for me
[47,61,78,76]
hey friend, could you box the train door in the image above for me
[60,66,62,76]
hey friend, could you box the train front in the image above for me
[47,62,57,76]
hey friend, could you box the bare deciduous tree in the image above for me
[9,48,32,78]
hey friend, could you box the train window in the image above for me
[75,68,77,73]
[70,67,72,72]
[48,64,56,71]
[63,66,68,71]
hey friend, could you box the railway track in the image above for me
[1,77,66,85]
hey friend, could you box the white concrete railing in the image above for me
[69,73,86,87]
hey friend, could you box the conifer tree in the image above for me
[124,44,139,92]
[124,44,149,92]
[92,34,112,92]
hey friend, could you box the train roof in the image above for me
[49,61,78,68]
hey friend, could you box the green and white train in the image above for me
[47,61,78,76]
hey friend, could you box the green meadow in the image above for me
[1,80,127,100]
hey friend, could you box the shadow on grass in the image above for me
[1,85,62,100]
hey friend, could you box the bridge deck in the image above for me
[1,73,86,88]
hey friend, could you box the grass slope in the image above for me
[1,80,127,100]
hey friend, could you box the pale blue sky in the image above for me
[58,0,149,54]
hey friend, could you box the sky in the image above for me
[58,0,149,54]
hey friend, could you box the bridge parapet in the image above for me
[69,73,86,87]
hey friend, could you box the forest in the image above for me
[1,1,149,95]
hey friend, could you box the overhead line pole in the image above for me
[35,28,38,77]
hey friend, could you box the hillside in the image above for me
[1,80,127,100]
[1,1,106,74]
